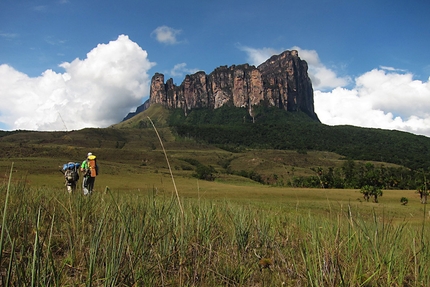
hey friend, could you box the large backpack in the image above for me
[87,155,98,177]
[62,162,80,182]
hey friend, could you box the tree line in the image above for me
[289,160,429,190]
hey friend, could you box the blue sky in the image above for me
[1,0,429,136]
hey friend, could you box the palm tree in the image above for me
[360,185,382,203]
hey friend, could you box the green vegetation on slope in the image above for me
[112,103,172,129]
[168,105,430,170]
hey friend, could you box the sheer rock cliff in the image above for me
[125,50,319,121]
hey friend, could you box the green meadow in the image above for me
[0,157,429,286]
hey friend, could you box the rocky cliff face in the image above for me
[129,50,318,121]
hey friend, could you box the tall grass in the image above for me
[0,176,429,286]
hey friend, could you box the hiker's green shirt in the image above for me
[80,160,89,170]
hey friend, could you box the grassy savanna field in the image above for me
[1,152,430,286]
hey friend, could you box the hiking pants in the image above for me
[83,176,96,195]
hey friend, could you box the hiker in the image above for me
[80,152,98,195]
[62,162,80,193]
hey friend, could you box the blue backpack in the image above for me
[62,162,80,182]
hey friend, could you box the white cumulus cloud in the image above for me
[238,46,281,67]
[0,35,155,131]
[151,26,182,45]
[169,63,200,77]
[315,70,430,137]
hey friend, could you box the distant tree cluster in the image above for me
[180,157,216,181]
[288,161,429,191]
[283,163,429,206]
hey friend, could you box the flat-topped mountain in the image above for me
[125,50,319,121]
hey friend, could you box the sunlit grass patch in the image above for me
[1,171,429,286]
